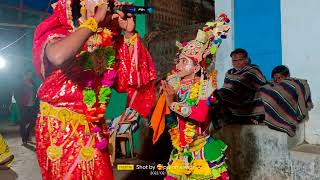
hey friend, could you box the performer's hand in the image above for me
[112,1,136,35]
[93,3,111,24]
[161,80,175,105]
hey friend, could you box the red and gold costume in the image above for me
[32,0,156,179]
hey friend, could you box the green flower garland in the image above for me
[104,47,116,68]
[83,89,96,108]
[81,47,116,108]
[98,87,112,103]
[80,52,94,70]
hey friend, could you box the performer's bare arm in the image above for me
[45,1,135,67]
[45,4,109,66]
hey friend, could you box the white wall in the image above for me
[215,0,234,87]
[281,0,320,144]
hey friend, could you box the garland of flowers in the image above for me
[81,47,115,106]
[185,81,200,106]
[209,70,218,89]
[182,81,201,146]
[207,70,219,106]
[79,27,116,124]
[199,79,206,98]
[79,37,116,152]
[83,88,97,108]
[169,122,197,150]
[184,121,196,144]
[168,127,182,151]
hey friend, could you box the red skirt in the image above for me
[35,115,113,180]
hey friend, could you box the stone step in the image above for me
[290,144,320,180]
[214,124,318,180]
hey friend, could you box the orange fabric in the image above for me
[151,94,170,144]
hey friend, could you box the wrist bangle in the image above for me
[79,17,98,33]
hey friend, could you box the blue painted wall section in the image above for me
[234,0,282,79]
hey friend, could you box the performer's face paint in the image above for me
[175,57,199,79]
[232,53,248,70]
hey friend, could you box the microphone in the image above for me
[113,5,153,14]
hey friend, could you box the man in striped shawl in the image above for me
[214,48,267,124]
[259,65,313,136]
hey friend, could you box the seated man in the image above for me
[259,65,313,136]
[214,48,267,124]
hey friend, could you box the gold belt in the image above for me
[39,101,90,133]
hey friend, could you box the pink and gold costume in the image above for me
[32,0,156,179]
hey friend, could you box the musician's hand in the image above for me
[112,1,135,34]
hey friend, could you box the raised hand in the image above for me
[161,80,176,106]
[93,3,110,24]
[112,1,135,34]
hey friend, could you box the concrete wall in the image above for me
[215,0,320,145]
[215,124,320,180]
[215,0,283,82]
[212,1,320,179]
[215,0,233,87]
[233,0,282,79]
[281,0,320,145]
[216,125,291,180]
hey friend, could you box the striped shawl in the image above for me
[259,78,313,136]
[217,64,267,118]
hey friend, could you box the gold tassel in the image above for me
[40,115,44,124]
[52,161,55,176]
[82,161,85,180]
[81,162,84,180]
[91,159,94,173]
[46,157,49,170]
[85,123,90,135]
[57,159,60,176]
[61,119,66,132]
[83,161,87,171]
[85,161,88,174]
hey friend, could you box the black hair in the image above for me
[230,48,248,58]
[71,0,81,26]
[192,61,202,77]
[271,65,290,79]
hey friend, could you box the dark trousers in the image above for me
[20,106,37,143]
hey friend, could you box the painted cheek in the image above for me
[184,63,193,72]
[176,60,184,70]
